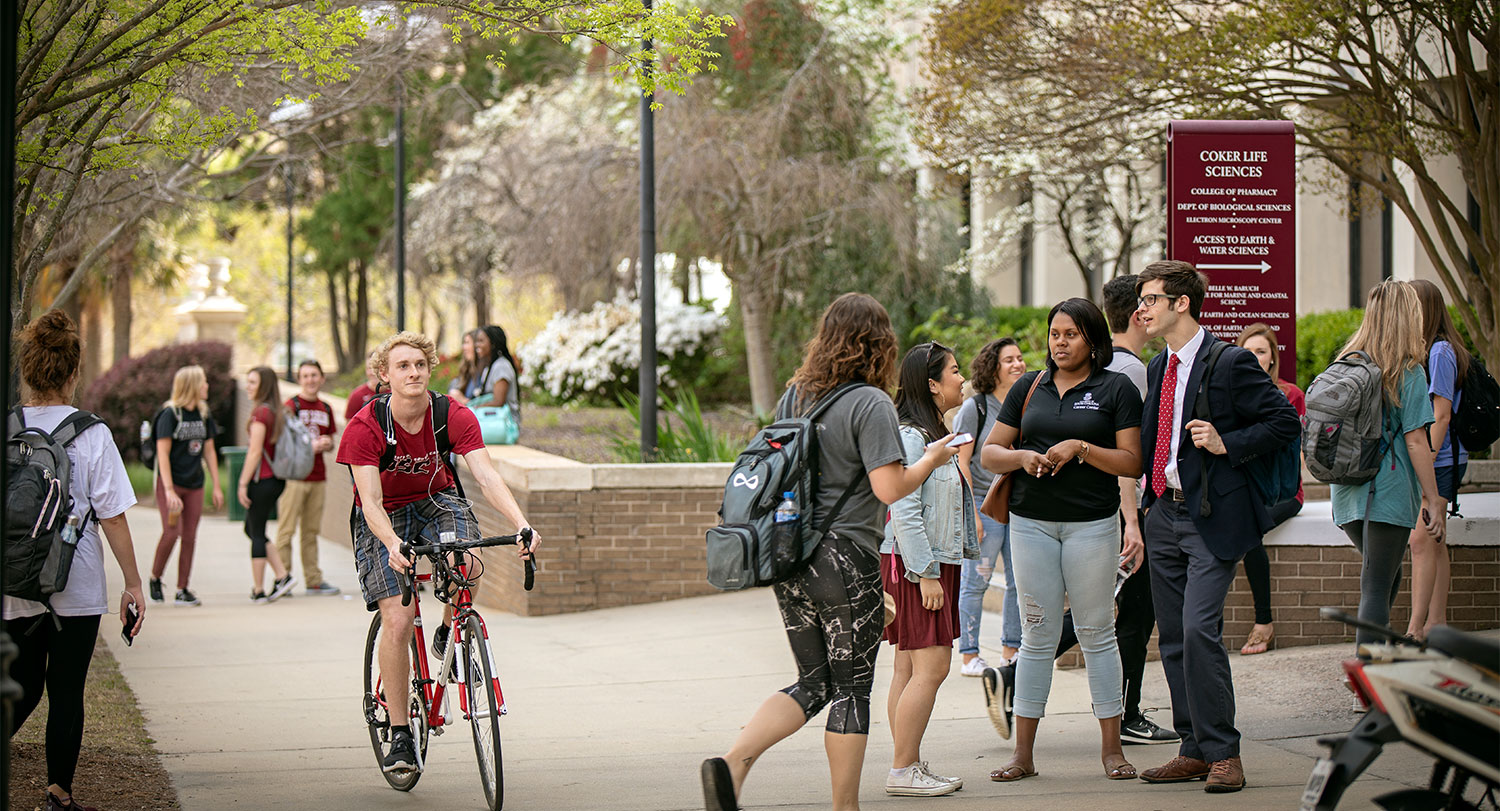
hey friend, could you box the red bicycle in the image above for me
[363,528,534,811]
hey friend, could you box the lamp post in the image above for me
[2,3,21,807]
[639,0,658,462]
[394,72,406,332]
[284,162,295,381]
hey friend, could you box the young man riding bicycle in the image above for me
[337,331,537,774]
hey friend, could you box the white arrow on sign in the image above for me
[1198,260,1271,273]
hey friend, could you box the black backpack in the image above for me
[5,407,103,611]
[1193,340,1301,515]
[367,392,465,499]
[1453,356,1500,454]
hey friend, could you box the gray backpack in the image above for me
[5,407,101,612]
[267,408,316,481]
[1303,350,1386,485]
[705,383,867,590]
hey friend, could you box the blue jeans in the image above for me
[958,514,1020,654]
[1010,514,1123,720]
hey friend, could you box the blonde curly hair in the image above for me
[375,331,439,381]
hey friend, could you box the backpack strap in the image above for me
[431,392,465,499]
[799,382,871,423]
[48,410,103,449]
[973,392,989,438]
[372,393,398,471]
[7,405,25,438]
[1192,340,1231,517]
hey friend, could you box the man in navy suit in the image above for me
[1133,261,1300,793]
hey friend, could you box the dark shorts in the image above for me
[1435,463,1466,503]
[351,488,477,611]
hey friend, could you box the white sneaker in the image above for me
[917,761,963,790]
[960,656,989,677]
[886,764,958,797]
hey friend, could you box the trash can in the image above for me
[221,447,277,523]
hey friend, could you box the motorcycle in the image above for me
[1300,608,1499,811]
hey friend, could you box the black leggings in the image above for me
[1055,550,1156,723]
[773,533,883,735]
[245,477,285,558]
[10,613,103,793]
[1241,498,1301,625]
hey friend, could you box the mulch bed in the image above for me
[520,405,756,463]
[9,634,180,811]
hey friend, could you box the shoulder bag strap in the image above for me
[1014,372,1045,449]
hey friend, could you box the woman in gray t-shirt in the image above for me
[700,293,962,811]
[952,338,1027,677]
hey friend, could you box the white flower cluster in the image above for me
[519,294,725,402]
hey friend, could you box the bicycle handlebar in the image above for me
[398,527,535,606]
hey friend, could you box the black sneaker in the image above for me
[1121,714,1181,745]
[981,664,1015,740]
[174,588,201,607]
[431,624,450,659]
[250,590,269,604]
[149,578,164,603]
[268,575,297,602]
[382,731,419,773]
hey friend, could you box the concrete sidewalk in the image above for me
[104,504,1436,810]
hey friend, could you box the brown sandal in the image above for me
[1105,759,1137,780]
[1240,624,1274,656]
[990,764,1038,782]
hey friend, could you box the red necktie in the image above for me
[1152,355,1180,497]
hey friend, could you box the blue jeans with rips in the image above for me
[958,513,1021,656]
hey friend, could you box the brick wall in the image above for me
[320,456,726,617]
[1051,543,1499,668]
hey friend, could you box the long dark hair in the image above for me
[246,365,282,437]
[478,324,521,401]
[895,342,953,442]
[1045,298,1113,373]
[789,292,899,410]
[1410,279,1471,384]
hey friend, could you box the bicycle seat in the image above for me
[1426,625,1500,674]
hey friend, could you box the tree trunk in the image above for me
[78,295,104,399]
[110,238,132,364]
[353,258,369,363]
[738,277,778,416]
[326,271,347,372]
[471,271,490,326]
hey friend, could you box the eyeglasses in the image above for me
[1137,293,1182,310]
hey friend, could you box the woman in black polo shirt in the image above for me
[980,297,1143,784]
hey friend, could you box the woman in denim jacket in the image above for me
[879,342,980,797]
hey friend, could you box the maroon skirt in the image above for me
[881,552,961,651]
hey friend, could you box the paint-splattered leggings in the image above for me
[773,532,884,735]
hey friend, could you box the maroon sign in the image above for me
[1167,120,1297,384]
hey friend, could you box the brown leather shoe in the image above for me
[1205,757,1245,793]
[1139,755,1210,783]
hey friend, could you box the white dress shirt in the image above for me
[1163,328,1207,491]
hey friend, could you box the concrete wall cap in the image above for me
[1265,492,1499,548]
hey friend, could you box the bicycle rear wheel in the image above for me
[461,615,504,810]
[363,610,431,791]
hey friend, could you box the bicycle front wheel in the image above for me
[461,615,504,810]
[364,610,430,791]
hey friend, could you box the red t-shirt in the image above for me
[251,404,277,481]
[346,383,380,422]
[288,396,337,482]
[336,399,485,510]
[1281,382,1308,504]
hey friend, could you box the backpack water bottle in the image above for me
[771,493,801,575]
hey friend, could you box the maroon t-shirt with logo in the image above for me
[336,400,485,510]
[287,396,337,482]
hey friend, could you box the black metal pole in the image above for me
[638,3,658,462]
[394,76,406,332]
[2,2,21,806]
[285,162,295,382]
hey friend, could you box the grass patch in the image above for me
[9,634,180,809]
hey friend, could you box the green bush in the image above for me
[80,341,236,463]
[1294,310,1365,391]
[609,389,742,463]
[910,306,1051,370]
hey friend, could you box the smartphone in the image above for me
[121,601,139,646]
[945,433,974,448]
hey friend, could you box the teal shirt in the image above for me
[1331,366,1434,529]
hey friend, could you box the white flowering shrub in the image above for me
[520,294,726,404]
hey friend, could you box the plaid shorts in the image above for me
[351,487,478,611]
